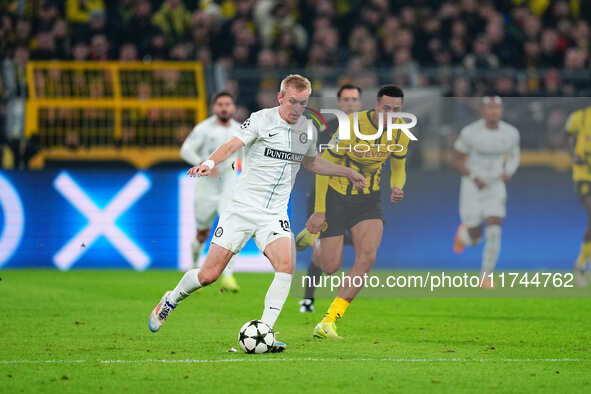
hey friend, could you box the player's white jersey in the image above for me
[454,119,520,183]
[232,106,317,213]
[181,116,241,171]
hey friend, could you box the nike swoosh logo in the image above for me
[269,132,279,137]
[269,307,280,311]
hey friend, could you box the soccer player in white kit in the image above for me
[148,75,366,351]
[180,92,241,292]
[452,96,520,288]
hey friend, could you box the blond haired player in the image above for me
[148,75,366,351]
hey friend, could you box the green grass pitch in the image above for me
[1,270,590,393]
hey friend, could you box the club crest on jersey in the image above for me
[240,118,251,129]
[299,132,308,144]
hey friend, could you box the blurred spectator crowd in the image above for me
[1,0,591,167]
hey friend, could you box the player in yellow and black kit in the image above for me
[305,85,412,339]
[565,106,591,286]
[296,84,363,313]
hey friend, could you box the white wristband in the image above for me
[202,159,215,170]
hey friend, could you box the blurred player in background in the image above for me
[565,105,591,286]
[452,97,520,288]
[180,92,241,292]
[295,84,363,313]
[307,86,410,339]
[149,75,366,351]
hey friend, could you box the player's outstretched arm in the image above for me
[303,155,366,189]
[187,137,245,177]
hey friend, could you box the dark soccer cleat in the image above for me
[299,298,315,313]
[270,340,287,353]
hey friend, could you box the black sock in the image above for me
[304,261,322,300]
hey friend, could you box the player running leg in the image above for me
[149,243,234,332]
[480,217,502,288]
[261,238,295,327]
[297,193,322,312]
[454,178,484,253]
[338,219,383,301]
[314,219,381,339]
[300,234,345,312]
[478,181,507,288]
[218,174,241,292]
[299,242,322,313]
[192,229,210,268]
[192,178,218,269]
[258,237,296,352]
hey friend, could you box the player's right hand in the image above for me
[347,169,367,190]
[306,212,326,234]
[473,177,486,189]
[187,165,211,177]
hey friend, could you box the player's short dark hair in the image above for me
[212,91,234,104]
[337,84,362,98]
[377,85,404,101]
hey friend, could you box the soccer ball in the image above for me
[238,320,275,354]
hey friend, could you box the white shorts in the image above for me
[211,204,292,254]
[459,177,506,228]
[194,170,235,229]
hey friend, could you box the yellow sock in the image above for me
[576,241,591,267]
[321,297,350,323]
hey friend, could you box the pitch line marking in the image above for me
[1,358,589,365]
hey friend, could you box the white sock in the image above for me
[191,239,205,268]
[170,269,202,305]
[481,225,501,277]
[261,272,292,328]
[460,225,482,246]
[222,255,236,277]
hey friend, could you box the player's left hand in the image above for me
[187,165,211,177]
[347,169,367,189]
[390,187,404,203]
